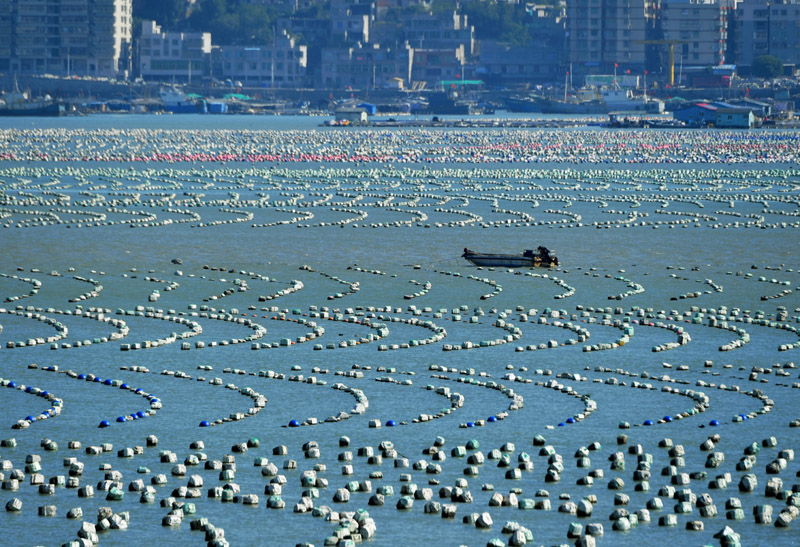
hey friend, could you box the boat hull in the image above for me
[536,96,663,115]
[505,97,542,113]
[537,99,606,115]
[463,253,555,268]
[164,102,207,114]
[464,255,540,268]
[0,103,64,117]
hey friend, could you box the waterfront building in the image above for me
[673,101,718,124]
[409,47,465,86]
[403,10,475,57]
[220,31,308,88]
[477,4,565,87]
[138,20,211,82]
[478,40,561,86]
[319,42,412,89]
[319,42,413,89]
[715,106,755,127]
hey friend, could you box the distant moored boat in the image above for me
[0,79,63,117]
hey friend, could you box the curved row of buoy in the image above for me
[192,207,254,228]
[68,275,103,303]
[27,364,161,427]
[590,363,775,426]
[0,272,41,302]
[524,271,575,299]
[0,372,63,429]
[434,269,503,300]
[117,306,199,350]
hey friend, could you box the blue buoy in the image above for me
[8,381,17,388]
[116,416,127,422]
[93,377,102,383]
[120,383,129,389]
[289,419,300,427]
[386,420,397,427]
[103,379,113,385]
[130,414,138,420]
[25,415,35,421]
[557,422,566,427]
[566,417,576,424]
[199,420,211,427]
[644,420,654,426]
[663,416,673,422]
[78,374,86,380]
[709,419,720,426]
[739,414,748,420]
[135,388,143,394]
[25,387,33,393]
[41,391,49,397]
[99,420,111,428]
[137,411,146,418]
[487,416,497,422]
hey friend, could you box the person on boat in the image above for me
[537,246,550,258]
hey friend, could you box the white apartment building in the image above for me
[767,0,800,65]
[220,31,307,87]
[566,0,654,76]
[736,0,800,67]
[662,0,731,66]
[138,20,211,82]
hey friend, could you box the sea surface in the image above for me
[0,114,798,547]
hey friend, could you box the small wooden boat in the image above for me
[462,246,559,268]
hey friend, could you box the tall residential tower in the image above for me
[0,0,132,77]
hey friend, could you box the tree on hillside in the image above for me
[134,0,186,27]
[752,55,783,79]
[187,0,279,44]
[434,0,535,46]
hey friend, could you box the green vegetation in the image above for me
[133,0,543,48]
[187,0,280,45]
[134,0,186,28]
[134,0,288,45]
[434,0,539,46]
[751,55,783,79]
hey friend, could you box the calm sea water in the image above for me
[0,115,797,547]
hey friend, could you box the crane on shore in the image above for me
[634,40,688,87]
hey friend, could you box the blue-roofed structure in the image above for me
[673,103,717,126]
[727,98,771,118]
